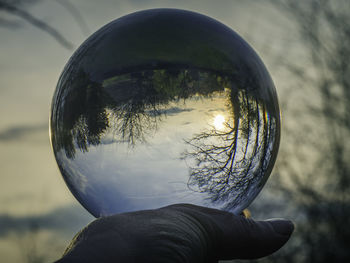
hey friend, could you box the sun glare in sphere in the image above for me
[213,114,225,130]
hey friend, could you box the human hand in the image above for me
[55,204,294,263]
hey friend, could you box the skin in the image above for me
[55,204,294,263]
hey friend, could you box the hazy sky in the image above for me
[0,0,296,261]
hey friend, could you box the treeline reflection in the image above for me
[51,67,233,158]
[51,66,278,210]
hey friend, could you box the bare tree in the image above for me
[253,0,350,262]
[183,88,279,211]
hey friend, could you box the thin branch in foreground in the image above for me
[0,1,74,50]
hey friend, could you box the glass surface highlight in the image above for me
[50,9,280,217]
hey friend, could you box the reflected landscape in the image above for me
[50,9,280,217]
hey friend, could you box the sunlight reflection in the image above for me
[213,114,225,130]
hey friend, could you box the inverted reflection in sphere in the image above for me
[50,9,280,217]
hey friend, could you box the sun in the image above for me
[213,114,225,130]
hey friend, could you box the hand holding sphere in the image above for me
[51,9,291,263]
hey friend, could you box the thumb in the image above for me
[217,217,294,260]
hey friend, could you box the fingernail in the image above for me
[267,219,294,236]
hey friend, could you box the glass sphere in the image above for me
[50,9,280,217]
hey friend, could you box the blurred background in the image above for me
[0,0,349,262]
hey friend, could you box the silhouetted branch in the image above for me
[0,1,74,49]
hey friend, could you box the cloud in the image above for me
[0,204,93,238]
[0,123,47,141]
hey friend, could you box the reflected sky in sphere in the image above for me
[50,9,280,217]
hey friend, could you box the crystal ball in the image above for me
[50,9,280,217]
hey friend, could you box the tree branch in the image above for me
[0,1,74,50]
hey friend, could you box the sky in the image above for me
[0,0,298,262]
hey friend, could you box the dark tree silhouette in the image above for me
[249,1,350,262]
[183,87,278,211]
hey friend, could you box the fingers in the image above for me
[214,215,294,259]
[162,204,294,260]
